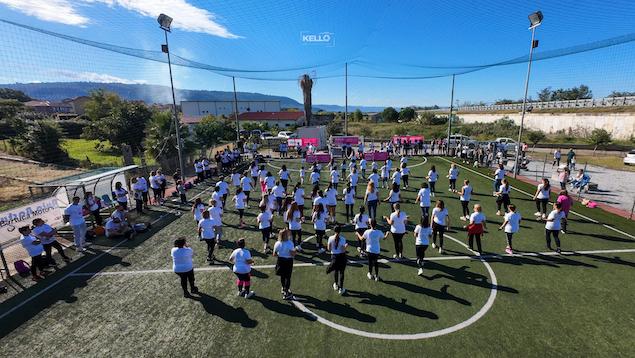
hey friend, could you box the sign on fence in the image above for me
[0,197,63,245]
[332,136,360,146]
[288,138,319,148]
[392,135,424,144]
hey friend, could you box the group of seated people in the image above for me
[104,204,136,240]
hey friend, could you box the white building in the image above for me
[181,100,281,125]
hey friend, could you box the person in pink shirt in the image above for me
[556,190,573,233]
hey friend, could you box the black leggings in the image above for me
[278,258,293,292]
[505,233,514,249]
[392,232,405,256]
[420,206,430,217]
[449,179,457,190]
[468,234,482,253]
[291,229,302,246]
[205,239,216,260]
[429,181,436,193]
[536,199,549,215]
[238,209,244,220]
[367,252,379,276]
[235,272,251,293]
[334,269,345,288]
[432,223,446,247]
[315,230,326,248]
[497,195,510,212]
[43,241,69,263]
[461,201,470,218]
[545,229,561,248]
[345,204,354,221]
[30,255,46,276]
[367,200,378,220]
[402,175,409,187]
[261,227,271,244]
[416,245,428,268]
[176,269,195,293]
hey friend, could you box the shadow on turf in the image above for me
[191,292,258,328]
[346,290,439,320]
[383,280,472,306]
[423,262,519,294]
[293,294,377,322]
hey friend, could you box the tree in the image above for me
[495,99,515,104]
[0,99,25,120]
[539,84,593,101]
[587,128,612,154]
[537,87,552,102]
[144,111,194,161]
[0,88,31,102]
[381,107,398,122]
[608,91,635,97]
[299,74,313,126]
[359,126,372,137]
[90,101,152,154]
[527,130,546,148]
[18,121,70,164]
[352,109,363,122]
[84,89,122,122]
[193,115,236,149]
[398,107,416,122]
[326,115,342,136]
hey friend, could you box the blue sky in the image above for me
[1,0,634,106]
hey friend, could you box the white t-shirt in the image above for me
[64,204,85,225]
[343,188,355,205]
[231,173,241,186]
[193,203,206,222]
[20,234,44,257]
[499,184,511,195]
[310,171,320,184]
[279,170,290,181]
[417,188,431,207]
[388,190,400,203]
[460,185,473,201]
[149,175,161,189]
[208,206,223,226]
[365,188,378,202]
[241,176,253,191]
[265,176,276,190]
[216,181,229,195]
[349,173,359,186]
[230,248,252,274]
[381,166,389,178]
[432,207,449,226]
[330,170,340,183]
[470,212,486,224]
[414,225,431,245]
[428,170,439,182]
[258,169,268,180]
[545,210,566,231]
[448,168,459,180]
[171,247,193,273]
[233,192,247,209]
[32,224,56,245]
[363,229,383,254]
[272,185,285,198]
[504,212,521,233]
[325,188,337,206]
[360,159,367,169]
[368,173,379,187]
[313,211,327,230]
[211,191,223,209]
[274,240,295,258]
[354,214,369,229]
[257,211,272,229]
[250,166,259,177]
[86,196,100,212]
[198,218,216,239]
[294,188,305,206]
[495,168,505,180]
[288,210,302,230]
[389,211,407,234]
[328,235,347,254]
[536,184,551,199]
[391,171,402,184]
[401,167,410,176]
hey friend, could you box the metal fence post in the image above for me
[630,197,634,221]
[541,153,547,180]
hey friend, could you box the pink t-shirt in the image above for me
[557,195,572,214]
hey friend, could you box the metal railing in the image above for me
[425,96,635,113]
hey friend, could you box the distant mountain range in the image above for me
[0,82,388,113]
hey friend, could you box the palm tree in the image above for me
[299,74,313,126]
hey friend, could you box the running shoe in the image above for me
[374,276,380,282]
[438,247,444,254]
[496,210,502,216]
[392,254,398,259]
[333,282,339,291]
[338,288,346,295]
[555,248,561,254]
[245,291,256,299]
[318,248,326,254]
[431,242,437,249]
[417,268,424,276]
[505,247,513,255]
[367,272,373,280]
[534,212,541,216]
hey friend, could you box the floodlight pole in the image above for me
[163,29,186,182]
[446,74,455,156]
[232,76,240,142]
[345,62,348,136]
[514,25,538,178]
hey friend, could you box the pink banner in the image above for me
[364,151,389,161]
[332,136,360,145]
[392,135,424,144]
[288,138,319,147]
[306,153,332,163]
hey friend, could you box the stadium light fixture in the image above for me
[157,13,173,32]
[528,11,543,29]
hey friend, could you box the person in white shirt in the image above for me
[240,174,253,205]
[330,167,340,191]
[357,219,384,281]
[533,178,552,220]
[348,167,359,196]
[552,148,561,167]
[448,163,460,192]
[198,211,217,263]
[384,183,401,209]
[383,203,408,259]
[380,164,389,188]
[545,203,566,254]
[427,166,439,195]
[431,200,450,254]
[271,181,286,215]
[353,206,370,257]
[415,182,431,217]
[343,183,356,222]
[326,225,348,295]
[310,168,321,187]
[364,181,379,220]
[113,182,129,210]
[233,188,248,228]
[413,216,432,276]
[149,171,162,205]
[360,158,367,178]
[135,175,149,208]
[467,204,487,254]
[273,228,297,300]
[325,183,338,223]
[19,226,47,280]
[258,165,269,192]
[105,217,135,240]
[285,202,304,251]
[64,196,87,252]
[495,179,512,215]
[493,164,505,195]
[229,238,255,298]
[31,218,70,265]
[194,159,204,182]
[499,204,521,254]
[131,178,145,214]
[391,167,402,187]
[278,165,291,191]
[191,198,206,223]
[368,168,379,189]
[207,199,224,243]
[216,177,230,208]
[400,163,410,189]
[458,179,473,221]
[84,191,102,226]
[257,205,273,253]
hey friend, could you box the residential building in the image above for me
[24,100,73,114]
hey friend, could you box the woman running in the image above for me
[257,205,273,253]
[493,164,505,195]
[448,163,459,192]
[415,182,432,218]
[427,165,439,196]
[250,162,259,191]
[325,183,338,223]
[358,219,384,281]
[258,165,268,193]
[286,201,303,252]
[326,225,348,295]
[353,206,370,257]
[494,178,512,216]
[312,203,328,254]
[343,183,355,222]
[458,179,472,221]
[384,203,408,259]
[274,228,296,300]
[171,237,198,297]
[232,187,248,228]
[198,210,217,264]
[229,238,255,298]
[265,172,276,194]
[467,204,487,255]
[401,163,410,189]
[384,183,401,211]
[278,165,291,191]
[431,200,450,254]
[191,198,205,224]
[380,162,390,189]
[330,165,340,191]
[241,173,253,206]
[271,180,286,215]
[413,216,432,276]
[533,178,551,220]
[556,190,573,233]
[499,204,521,254]
[364,181,379,220]
[348,167,359,196]
[293,183,306,218]
[545,203,566,253]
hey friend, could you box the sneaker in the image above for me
[505,247,513,255]
[367,272,373,280]
[183,291,192,298]
[283,293,295,301]
[541,214,547,220]
[560,230,566,234]
[338,288,346,295]
[438,247,444,254]
[431,242,437,249]
[333,282,339,291]
[496,210,502,216]
[555,248,561,254]
[245,291,256,299]
[417,268,424,276]
[318,248,326,254]
[374,276,380,282]
[392,254,398,259]
[534,212,541,217]
[206,257,213,262]
[236,290,244,297]
[191,286,199,294]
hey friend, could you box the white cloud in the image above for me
[0,0,240,38]
[0,0,89,26]
[51,70,147,84]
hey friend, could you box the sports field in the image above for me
[1,156,634,357]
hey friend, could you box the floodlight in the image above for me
[157,14,173,31]
[528,11,543,28]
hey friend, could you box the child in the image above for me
[286,202,303,252]
[413,216,432,276]
[299,166,306,186]
[232,187,247,228]
[431,200,450,254]
[458,179,472,221]
[353,206,369,257]
[31,218,71,265]
[257,205,273,254]
[495,179,512,215]
[229,238,255,298]
[191,198,205,223]
[499,204,521,254]
[383,203,408,259]
[448,163,459,192]
[427,166,439,196]
[415,182,431,218]
[312,203,328,254]
[343,183,355,222]
[533,178,551,220]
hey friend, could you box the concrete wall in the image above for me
[458,112,635,140]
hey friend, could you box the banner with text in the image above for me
[0,197,64,246]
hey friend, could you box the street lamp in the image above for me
[514,10,543,178]
[157,13,186,182]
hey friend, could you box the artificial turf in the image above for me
[0,156,633,357]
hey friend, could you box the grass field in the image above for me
[0,156,634,357]
[61,139,156,167]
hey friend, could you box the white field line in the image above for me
[0,184,217,321]
[437,157,635,240]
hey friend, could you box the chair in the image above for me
[100,194,114,208]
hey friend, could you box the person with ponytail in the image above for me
[383,203,408,260]
[431,200,450,254]
[286,201,303,252]
[413,216,432,276]
[273,228,296,300]
[326,225,348,295]
[358,219,384,281]
[312,203,328,254]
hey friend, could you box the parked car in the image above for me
[624,150,635,165]
[448,134,477,148]
[494,137,517,145]
[260,132,273,140]
[277,131,296,139]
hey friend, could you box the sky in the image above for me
[0,0,635,107]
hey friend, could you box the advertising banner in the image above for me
[0,197,63,245]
